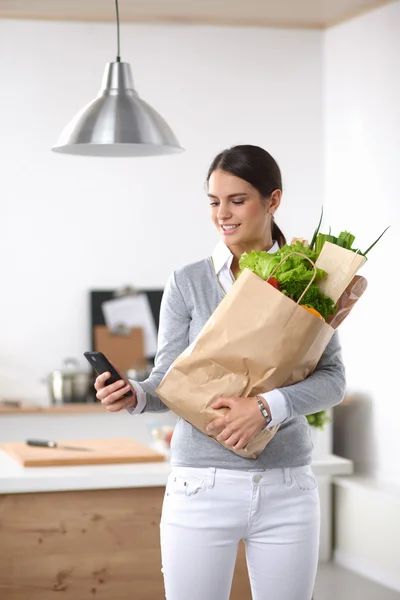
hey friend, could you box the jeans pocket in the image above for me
[292,466,318,491]
[166,473,206,497]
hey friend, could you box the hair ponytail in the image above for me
[271,217,286,248]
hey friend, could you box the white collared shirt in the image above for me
[211,240,288,430]
[211,239,280,293]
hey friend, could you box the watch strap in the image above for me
[256,395,272,426]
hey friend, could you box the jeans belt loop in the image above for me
[206,467,216,488]
[283,467,292,486]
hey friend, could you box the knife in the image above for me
[26,439,93,451]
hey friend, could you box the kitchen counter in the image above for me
[0,401,105,414]
[0,450,352,494]
[0,405,353,572]
[0,453,353,599]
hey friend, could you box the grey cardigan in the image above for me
[136,257,346,470]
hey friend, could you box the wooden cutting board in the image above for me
[1,438,165,467]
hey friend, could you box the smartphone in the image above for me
[83,351,133,398]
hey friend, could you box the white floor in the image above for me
[314,563,400,600]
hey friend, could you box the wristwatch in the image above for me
[256,396,272,427]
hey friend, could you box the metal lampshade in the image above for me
[52,61,183,157]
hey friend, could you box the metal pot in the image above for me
[126,361,152,381]
[47,358,94,404]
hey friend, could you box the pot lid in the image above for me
[51,358,89,377]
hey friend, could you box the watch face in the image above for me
[257,398,270,423]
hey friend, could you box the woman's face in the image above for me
[208,169,280,249]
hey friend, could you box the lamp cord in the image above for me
[115,0,121,62]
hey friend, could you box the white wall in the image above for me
[324,2,400,486]
[334,476,400,592]
[0,19,324,403]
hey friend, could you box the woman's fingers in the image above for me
[95,377,125,399]
[223,432,250,450]
[211,397,234,410]
[233,438,248,450]
[93,371,137,412]
[222,432,242,448]
[102,384,131,405]
[96,380,129,403]
[105,394,135,412]
[217,425,235,443]
[206,417,226,434]
[94,372,112,391]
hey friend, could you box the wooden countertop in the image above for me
[0,401,105,415]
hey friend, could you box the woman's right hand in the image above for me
[94,372,138,412]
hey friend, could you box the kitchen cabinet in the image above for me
[0,404,353,598]
[0,450,353,599]
[0,464,251,599]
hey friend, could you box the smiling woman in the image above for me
[206,145,287,277]
[95,144,346,600]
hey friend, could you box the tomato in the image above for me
[267,277,280,289]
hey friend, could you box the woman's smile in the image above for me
[220,224,241,235]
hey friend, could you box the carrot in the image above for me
[303,305,324,321]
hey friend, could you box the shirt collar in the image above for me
[211,239,280,276]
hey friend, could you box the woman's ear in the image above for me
[268,189,282,215]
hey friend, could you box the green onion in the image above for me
[316,233,337,255]
[310,211,389,258]
[338,231,355,249]
[310,206,323,251]
[362,226,390,256]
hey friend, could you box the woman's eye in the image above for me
[209,199,245,206]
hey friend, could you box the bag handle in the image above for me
[268,251,317,305]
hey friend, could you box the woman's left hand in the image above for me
[206,396,268,450]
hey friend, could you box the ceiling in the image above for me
[0,0,393,29]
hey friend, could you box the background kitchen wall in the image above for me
[0,19,324,402]
[323,1,399,487]
[1,4,399,591]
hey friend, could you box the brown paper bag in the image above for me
[156,268,335,458]
[315,242,366,303]
[156,244,367,459]
[326,275,368,329]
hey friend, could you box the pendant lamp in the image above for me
[52,0,183,157]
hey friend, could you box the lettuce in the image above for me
[275,241,317,262]
[238,242,336,320]
[238,251,280,281]
[239,242,326,284]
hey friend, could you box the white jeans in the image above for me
[160,465,320,600]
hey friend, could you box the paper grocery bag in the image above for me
[315,242,366,303]
[156,268,334,459]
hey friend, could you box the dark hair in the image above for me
[206,145,286,247]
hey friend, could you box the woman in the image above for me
[95,145,346,600]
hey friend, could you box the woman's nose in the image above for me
[217,203,232,220]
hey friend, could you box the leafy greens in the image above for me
[239,241,336,320]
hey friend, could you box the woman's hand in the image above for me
[206,396,269,450]
[94,370,138,412]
